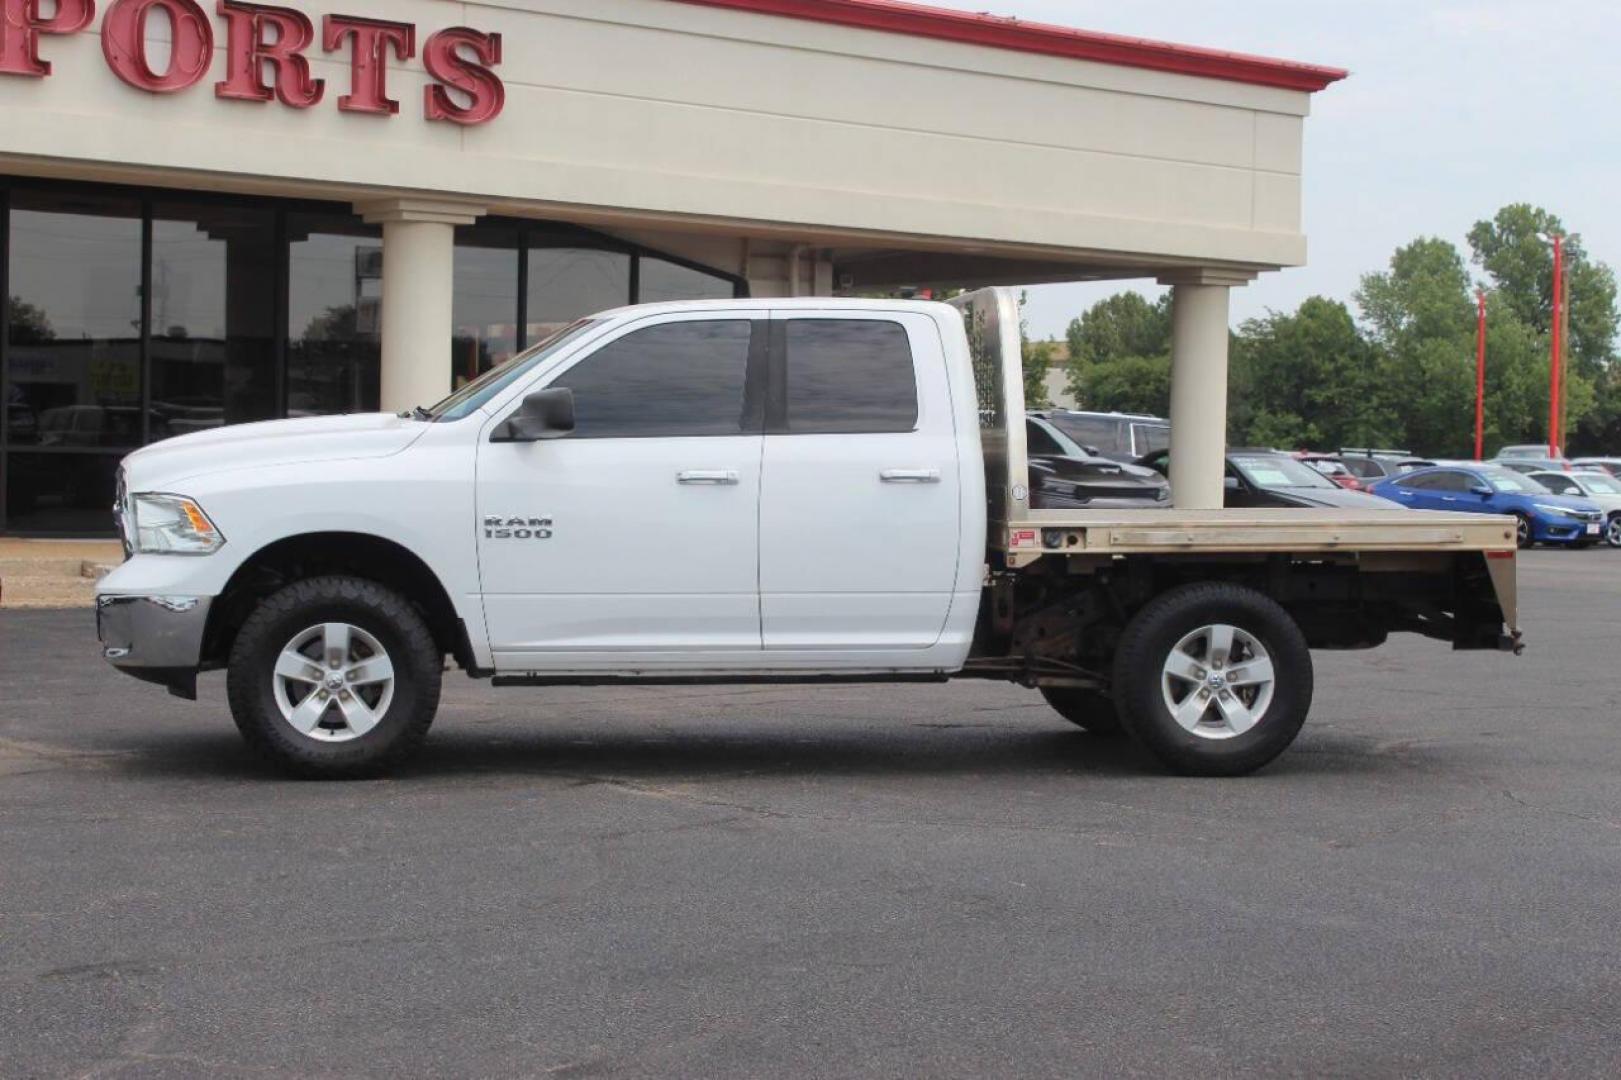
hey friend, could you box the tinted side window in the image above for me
[1397,473,1438,489]
[1133,423,1170,454]
[551,320,755,438]
[783,320,918,434]
[1048,415,1123,454]
[1025,420,1064,456]
[1430,471,1472,493]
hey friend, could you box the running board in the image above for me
[491,672,952,688]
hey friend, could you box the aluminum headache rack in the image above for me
[948,288,1520,563]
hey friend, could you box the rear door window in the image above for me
[780,319,918,434]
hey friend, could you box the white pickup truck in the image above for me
[98,290,1521,778]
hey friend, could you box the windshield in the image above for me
[1231,454,1337,490]
[1479,469,1530,493]
[426,320,601,421]
[1579,474,1621,495]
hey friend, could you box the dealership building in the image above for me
[0,0,1343,534]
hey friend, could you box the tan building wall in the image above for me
[0,0,1336,287]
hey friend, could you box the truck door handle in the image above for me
[881,468,941,484]
[677,470,740,486]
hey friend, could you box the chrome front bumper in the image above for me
[96,594,212,698]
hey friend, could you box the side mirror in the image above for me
[491,388,575,443]
[1470,484,1492,497]
[1223,476,1242,491]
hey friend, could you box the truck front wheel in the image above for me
[1038,688,1123,736]
[226,576,442,778]
[1111,583,1312,777]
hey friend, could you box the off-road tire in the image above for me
[1039,687,1124,736]
[227,576,441,778]
[1112,582,1312,777]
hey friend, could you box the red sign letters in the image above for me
[0,0,505,125]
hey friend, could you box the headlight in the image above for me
[130,493,225,555]
[1532,503,1578,519]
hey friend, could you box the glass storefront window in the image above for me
[527,245,631,343]
[150,203,278,438]
[638,256,736,304]
[5,190,142,532]
[5,190,143,448]
[286,214,382,417]
[0,183,744,533]
[452,225,520,390]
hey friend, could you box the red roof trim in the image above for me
[666,0,1347,92]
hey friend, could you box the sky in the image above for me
[926,0,1621,339]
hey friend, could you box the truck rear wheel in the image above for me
[1038,688,1123,736]
[1111,583,1312,777]
[226,576,442,779]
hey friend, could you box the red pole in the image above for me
[1549,234,1564,456]
[1475,288,1487,460]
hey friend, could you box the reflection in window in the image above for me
[5,190,143,450]
[528,246,631,343]
[286,214,382,416]
[784,320,918,434]
[150,203,278,438]
[637,256,735,304]
[3,451,122,533]
[452,225,520,390]
[551,320,754,438]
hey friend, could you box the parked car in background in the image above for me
[1024,416,1170,509]
[1496,444,1567,463]
[1032,409,1170,464]
[1336,448,1434,481]
[1294,454,1365,490]
[1137,449,1401,510]
[1527,470,1621,547]
[1370,464,1604,549]
[1497,457,1572,476]
[1572,458,1621,478]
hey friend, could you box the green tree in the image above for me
[1466,204,1618,454]
[1063,291,1171,408]
[1228,297,1395,450]
[1064,291,1171,365]
[1019,291,1053,408]
[1077,354,1171,416]
[1353,238,1485,455]
[1467,204,1619,377]
[6,296,54,344]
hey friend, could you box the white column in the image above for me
[1159,270,1255,510]
[355,198,486,414]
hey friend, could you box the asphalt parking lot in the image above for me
[3,549,1620,1077]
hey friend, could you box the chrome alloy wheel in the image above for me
[1607,516,1621,549]
[1160,624,1276,741]
[271,623,395,743]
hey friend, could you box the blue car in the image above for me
[1370,464,1606,549]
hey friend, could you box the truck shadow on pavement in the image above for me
[104,723,1432,784]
